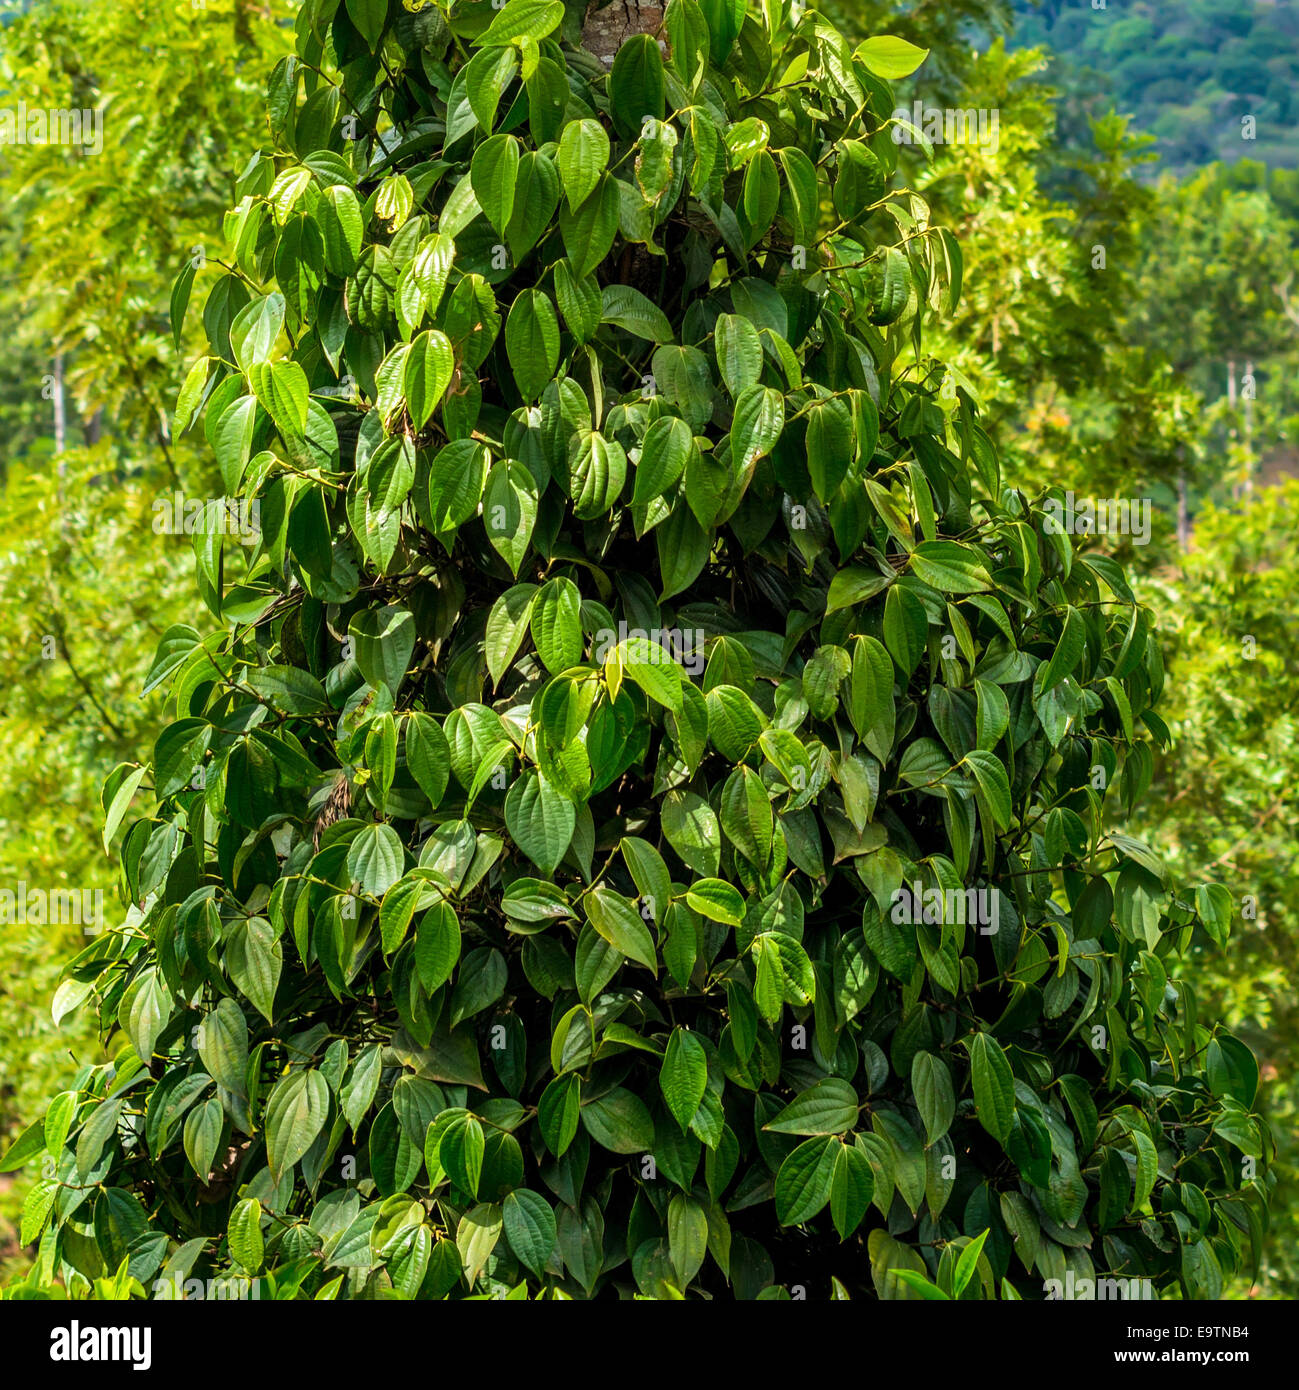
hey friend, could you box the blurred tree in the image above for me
[0,0,298,1269]
[1133,483,1299,1297]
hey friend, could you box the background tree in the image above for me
[0,0,1268,1301]
[0,0,298,1268]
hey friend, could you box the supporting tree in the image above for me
[1,0,1270,1301]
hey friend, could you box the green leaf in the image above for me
[557,119,610,212]
[230,293,284,373]
[891,1268,950,1300]
[170,260,196,350]
[502,1188,557,1278]
[464,45,519,133]
[456,1203,503,1289]
[730,384,784,472]
[866,245,911,324]
[660,1028,708,1130]
[504,771,576,875]
[505,150,560,261]
[765,1079,860,1136]
[43,1090,78,1159]
[613,635,685,714]
[345,0,387,51]
[684,878,744,926]
[911,1052,955,1147]
[538,1074,581,1156]
[486,583,539,686]
[196,998,248,1097]
[806,395,854,500]
[830,1141,874,1240]
[342,1045,383,1135]
[1040,605,1086,693]
[586,887,658,973]
[657,503,711,602]
[470,133,521,237]
[318,186,365,275]
[405,713,451,809]
[661,789,721,879]
[714,313,763,398]
[568,430,628,519]
[248,359,310,436]
[832,140,885,223]
[600,283,674,343]
[1131,1129,1158,1214]
[227,916,282,1024]
[229,1196,264,1272]
[347,823,405,896]
[479,0,565,46]
[183,1098,224,1179]
[720,764,772,866]
[953,1229,988,1298]
[154,718,212,798]
[415,901,461,994]
[883,585,928,676]
[553,261,602,343]
[404,329,455,429]
[0,1117,49,1174]
[246,665,330,716]
[439,1111,486,1197]
[608,33,665,142]
[506,289,560,402]
[775,1135,839,1225]
[349,605,416,697]
[265,1069,330,1179]
[966,1032,1016,1143]
[827,567,891,615]
[530,577,583,674]
[427,439,488,534]
[412,233,456,312]
[909,541,992,594]
[857,34,929,80]
[581,1087,655,1153]
[173,354,210,435]
[668,1193,708,1285]
[559,175,620,279]
[964,749,1012,832]
[483,458,539,577]
[633,415,693,504]
[102,765,148,852]
[698,0,744,66]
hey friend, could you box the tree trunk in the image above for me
[1243,358,1254,496]
[581,0,666,67]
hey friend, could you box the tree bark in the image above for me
[581,0,666,68]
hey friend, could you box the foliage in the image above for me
[1132,484,1299,1297]
[870,40,1195,552]
[1010,0,1299,172]
[0,0,1272,1302]
[0,0,300,1266]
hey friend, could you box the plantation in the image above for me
[0,0,1285,1306]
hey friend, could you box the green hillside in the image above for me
[1011,0,1299,170]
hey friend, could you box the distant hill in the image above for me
[1009,0,1299,170]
